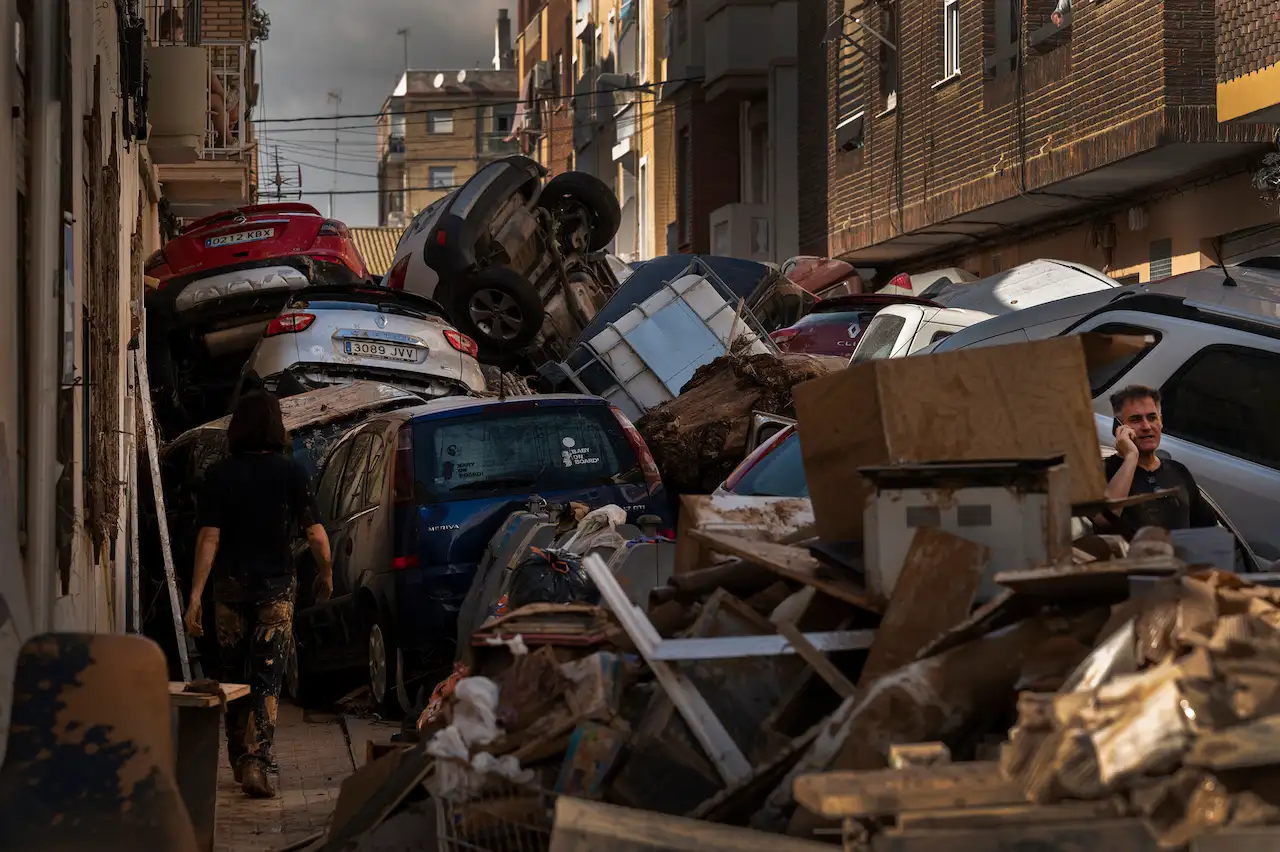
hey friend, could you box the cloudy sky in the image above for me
[256,0,508,226]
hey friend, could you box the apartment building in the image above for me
[818,0,1278,282]
[376,15,519,228]
[146,0,261,226]
[2,0,166,761]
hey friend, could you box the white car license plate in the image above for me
[205,228,274,249]
[345,340,419,362]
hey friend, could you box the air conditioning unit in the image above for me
[533,61,553,91]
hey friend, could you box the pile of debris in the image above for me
[637,350,842,493]
[296,334,1280,852]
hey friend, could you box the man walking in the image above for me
[1103,384,1216,534]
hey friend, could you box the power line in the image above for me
[250,77,701,125]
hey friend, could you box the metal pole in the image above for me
[397,27,410,75]
[327,89,341,218]
[25,0,63,633]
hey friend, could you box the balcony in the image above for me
[519,8,543,64]
[662,1,704,101]
[385,134,406,161]
[1217,60,1280,124]
[710,202,772,261]
[478,132,519,158]
[702,0,796,101]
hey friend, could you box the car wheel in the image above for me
[538,172,623,252]
[367,613,402,717]
[446,267,544,354]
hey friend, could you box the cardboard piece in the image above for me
[794,336,1108,542]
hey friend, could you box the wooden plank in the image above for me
[650,630,875,662]
[776,622,856,699]
[584,554,752,786]
[875,818,1157,852]
[859,528,988,685]
[888,742,951,770]
[994,555,1183,598]
[793,762,1023,819]
[1185,714,1280,771]
[168,682,250,708]
[689,530,882,613]
[136,348,190,681]
[549,798,832,852]
[895,800,1120,831]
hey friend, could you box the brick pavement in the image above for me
[214,702,354,852]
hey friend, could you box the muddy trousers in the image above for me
[215,599,294,769]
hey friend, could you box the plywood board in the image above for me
[167,682,249,708]
[676,495,816,574]
[796,336,1107,542]
[859,528,989,685]
[793,761,1023,819]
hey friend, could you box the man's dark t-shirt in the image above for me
[1103,454,1217,534]
[196,453,321,604]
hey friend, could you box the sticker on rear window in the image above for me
[560,436,600,468]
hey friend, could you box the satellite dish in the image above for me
[457,69,467,84]
[433,72,444,88]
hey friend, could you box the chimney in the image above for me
[494,9,515,70]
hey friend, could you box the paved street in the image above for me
[214,703,353,852]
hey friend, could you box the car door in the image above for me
[296,437,354,667]
[1071,312,1280,561]
[317,429,377,661]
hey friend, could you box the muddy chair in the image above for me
[0,632,199,852]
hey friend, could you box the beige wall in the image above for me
[960,173,1280,282]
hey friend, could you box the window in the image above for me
[676,128,691,244]
[428,166,455,190]
[388,190,404,214]
[851,314,907,363]
[835,15,865,151]
[638,159,648,258]
[943,0,960,78]
[1085,323,1161,395]
[1149,239,1173,281]
[731,431,809,498]
[494,105,515,134]
[315,440,353,522]
[554,50,564,97]
[1161,346,1280,471]
[879,4,898,111]
[411,406,642,502]
[364,431,389,506]
[986,0,1020,78]
[931,329,955,344]
[427,109,454,134]
[337,432,375,518]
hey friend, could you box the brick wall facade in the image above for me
[797,0,836,256]
[674,88,742,254]
[201,0,246,42]
[825,0,1269,268]
[544,0,576,175]
[1217,0,1280,81]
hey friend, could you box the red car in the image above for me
[769,293,940,356]
[144,203,371,437]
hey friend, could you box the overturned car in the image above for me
[385,155,623,367]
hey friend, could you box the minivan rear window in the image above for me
[412,405,641,501]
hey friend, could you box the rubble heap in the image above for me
[636,351,842,493]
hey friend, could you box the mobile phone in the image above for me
[1112,418,1122,436]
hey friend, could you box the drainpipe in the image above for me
[24,0,63,633]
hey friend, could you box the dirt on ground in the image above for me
[636,351,843,494]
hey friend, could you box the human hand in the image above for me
[184,598,204,638]
[1115,425,1139,460]
[1052,10,1063,25]
[313,573,333,603]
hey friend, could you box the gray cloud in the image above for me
[258,0,508,226]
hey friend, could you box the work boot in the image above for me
[240,760,276,799]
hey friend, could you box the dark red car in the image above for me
[770,294,940,356]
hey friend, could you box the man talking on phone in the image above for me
[1102,384,1216,534]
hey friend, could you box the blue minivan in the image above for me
[288,394,671,712]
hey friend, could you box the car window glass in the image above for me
[733,431,809,498]
[850,314,906,364]
[930,329,954,344]
[412,406,636,502]
[363,430,389,506]
[1086,322,1161,395]
[337,433,376,518]
[1161,345,1280,470]
[315,441,352,522]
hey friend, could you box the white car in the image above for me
[849,304,995,363]
[236,284,486,403]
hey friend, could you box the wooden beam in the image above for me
[776,622,856,699]
[793,762,1024,819]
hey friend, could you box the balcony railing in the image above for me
[386,134,406,156]
[478,132,519,157]
[521,10,542,57]
[146,0,202,47]
[203,43,247,159]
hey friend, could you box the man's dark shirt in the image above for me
[196,453,321,604]
[1103,454,1217,534]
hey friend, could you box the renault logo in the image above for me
[375,315,389,328]
[847,321,861,339]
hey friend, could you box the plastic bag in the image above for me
[506,547,599,610]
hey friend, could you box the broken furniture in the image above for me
[0,633,200,851]
[170,680,250,852]
[861,458,1071,602]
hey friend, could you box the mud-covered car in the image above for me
[385,155,622,366]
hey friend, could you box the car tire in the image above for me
[367,610,402,717]
[538,172,622,252]
[445,267,544,354]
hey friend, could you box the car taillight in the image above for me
[144,248,168,274]
[658,528,676,539]
[435,229,447,246]
[770,328,799,343]
[887,272,912,292]
[610,406,662,495]
[264,313,316,337]
[392,424,415,505]
[386,254,410,291]
[392,554,419,571]
[444,328,479,356]
[318,219,350,238]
